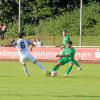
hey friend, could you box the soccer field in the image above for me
[0,61,100,100]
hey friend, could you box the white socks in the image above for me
[21,62,47,76]
[35,62,47,73]
[22,65,30,76]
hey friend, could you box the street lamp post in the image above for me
[53,1,56,46]
[79,0,83,46]
[18,0,21,34]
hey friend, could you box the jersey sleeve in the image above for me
[28,40,33,45]
[12,41,17,46]
[68,48,75,59]
[63,35,70,46]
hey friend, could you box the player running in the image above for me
[51,40,80,77]
[13,33,50,76]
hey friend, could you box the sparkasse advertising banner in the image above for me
[0,47,100,61]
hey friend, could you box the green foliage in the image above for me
[0,0,100,45]
[82,2,100,36]
[0,0,18,23]
[33,2,100,36]
[1,0,99,24]
[6,22,18,36]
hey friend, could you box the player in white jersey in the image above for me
[13,33,50,76]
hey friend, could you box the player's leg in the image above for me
[51,58,65,76]
[64,61,73,77]
[21,62,30,76]
[34,60,51,76]
[35,60,47,73]
[73,60,82,71]
[1,33,3,39]
[2,32,4,39]
[51,62,61,76]
[20,57,30,76]
[28,55,50,75]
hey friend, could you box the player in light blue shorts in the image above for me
[13,33,50,76]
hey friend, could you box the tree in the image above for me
[0,0,99,24]
[0,0,18,23]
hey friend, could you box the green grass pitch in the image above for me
[0,61,100,100]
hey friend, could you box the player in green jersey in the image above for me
[62,30,70,47]
[51,40,80,77]
[62,29,81,71]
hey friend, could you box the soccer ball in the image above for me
[51,71,57,77]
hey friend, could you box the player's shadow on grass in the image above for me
[77,75,100,79]
[0,94,100,98]
[57,76,78,79]
[33,94,100,98]
[0,75,16,77]
[57,75,100,79]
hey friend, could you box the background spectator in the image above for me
[36,38,43,47]
[10,38,15,46]
[0,23,7,40]
[0,24,2,39]
[32,38,37,46]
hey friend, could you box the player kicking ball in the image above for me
[13,33,50,76]
[51,40,80,77]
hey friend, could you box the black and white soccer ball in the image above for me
[51,71,57,77]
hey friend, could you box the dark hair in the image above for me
[18,33,24,38]
[67,40,72,45]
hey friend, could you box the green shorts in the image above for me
[58,58,73,65]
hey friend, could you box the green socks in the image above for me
[65,66,72,75]
[52,65,59,71]
[73,60,80,67]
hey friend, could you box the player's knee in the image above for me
[20,62,26,66]
[56,62,61,67]
[69,62,73,67]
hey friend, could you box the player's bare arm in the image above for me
[29,43,36,51]
[56,53,70,57]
